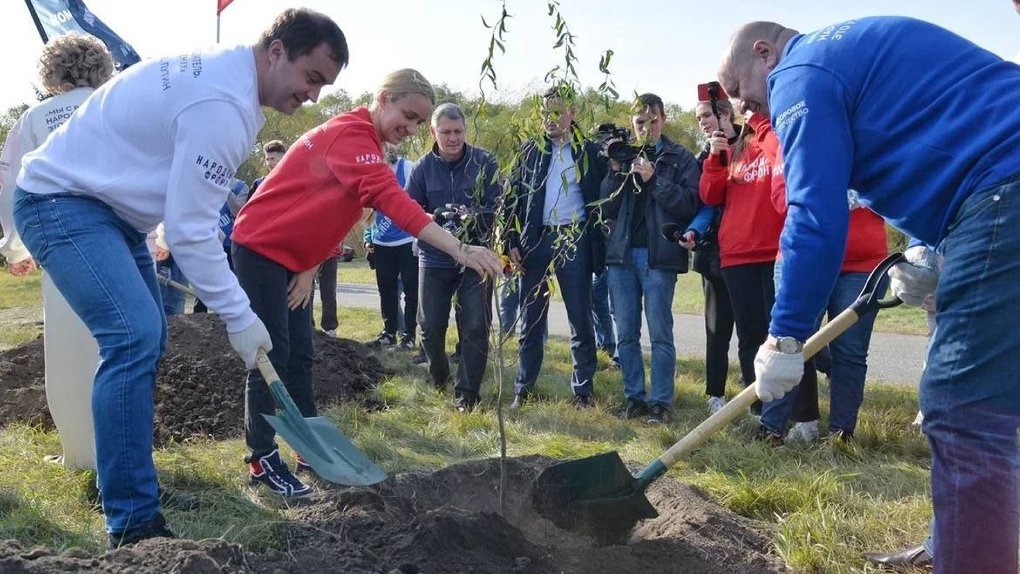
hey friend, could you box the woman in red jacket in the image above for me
[229,68,503,498]
[698,98,785,414]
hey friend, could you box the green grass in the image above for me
[337,259,929,336]
[0,270,932,573]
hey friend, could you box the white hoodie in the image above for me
[17,45,264,331]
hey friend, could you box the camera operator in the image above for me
[599,93,701,424]
[503,85,607,410]
[408,103,501,413]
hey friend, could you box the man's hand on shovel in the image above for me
[228,317,273,370]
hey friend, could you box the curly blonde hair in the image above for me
[38,33,114,95]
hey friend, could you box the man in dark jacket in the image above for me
[408,103,501,413]
[600,93,701,424]
[505,85,607,409]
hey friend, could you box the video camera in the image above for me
[595,123,654,172]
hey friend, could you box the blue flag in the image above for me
[23,0,141,70]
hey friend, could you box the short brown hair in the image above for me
[38,33,114,94]
[263,140,287,154]
[258,8,349,68]
[634,93,665,117]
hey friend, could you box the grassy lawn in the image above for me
[338,259,929,336]
[0,268,932,573]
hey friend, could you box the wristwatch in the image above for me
[772,336,804,354]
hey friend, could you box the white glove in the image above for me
[753,345,803,403]
[227,317,273,370]
[887,245,939,307]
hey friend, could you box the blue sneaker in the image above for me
[249,449,313,499]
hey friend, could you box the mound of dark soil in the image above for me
[0,314,388,445]
[0,456,790,574]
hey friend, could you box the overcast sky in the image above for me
[1,0,1016,112]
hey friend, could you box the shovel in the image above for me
[156,273,387,486]
[532,252,904,541]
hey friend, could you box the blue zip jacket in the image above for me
[768,16,1020,340]
[218,178,249,249]
[407,142,501,268]
[370,157,414,246]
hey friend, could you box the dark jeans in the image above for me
[721,262,775,385]
[499,274,520,335]
[920,178,1020,574]
[514,229,596,397]
[317,256,338,331]
[418,266,492,401]
[592,268,616,356]
[233,244,316,459]
[701,269,734,398]
[373,243,417,340]
[193,247,233,313]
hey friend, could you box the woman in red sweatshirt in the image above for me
[698,98,785,413]
[229,68,503,498]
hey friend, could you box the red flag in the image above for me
[216,0,233,15]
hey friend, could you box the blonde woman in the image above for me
[230,68,503,498]
[0,32,115,471]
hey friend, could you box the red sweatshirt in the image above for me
[754,112,888,273]
[699,133,784,268]
[232,107,432,272]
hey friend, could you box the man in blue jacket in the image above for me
[407,103,501,413]
[505,85,607,409]
[719,17,1020,573]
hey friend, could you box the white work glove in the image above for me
[887,245,940,307]
[227,317,273,370]
[753,344,803,403]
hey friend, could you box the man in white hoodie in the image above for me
[11,8,348,547]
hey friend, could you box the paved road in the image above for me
[336,283,929,387]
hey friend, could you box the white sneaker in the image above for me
[707,396,727,415]
[324,329,337,338]
[911,410,924,428]
[786,420,820,443]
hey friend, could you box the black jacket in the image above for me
[599,135,701,272]
[506,130,608,272]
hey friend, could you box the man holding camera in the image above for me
[504,85,607,409]
[408,103,501,412]
[600,93,701,424]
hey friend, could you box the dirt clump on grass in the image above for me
[0,313,389,444]
[0,456,789,573]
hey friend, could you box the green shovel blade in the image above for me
[263,413,387,486]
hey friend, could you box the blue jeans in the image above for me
[606,248,677,408]
[499,274,520,335]
[156,256,187,316]
[761,271,881,434]
[592,268,617,356]
[14,190,165,533]
[232,244,316,459]
[920,176,1020,574]
[514,229,596,397]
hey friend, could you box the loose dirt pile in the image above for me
[0,456,790,574]
[0,313,388,444]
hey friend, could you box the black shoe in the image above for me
[510,394,527,410]
[249,449,313,499]
[752,424,785,447]
[619,399,647,419]
[454,395,478,413]
[829,429,855,444]
[366,332,397,348]
[865,545,932,569]
[412,346,428,365]
[574,395,594,410]
[108,513,176,549]
[646,404,670,424]
[390,336,416,352]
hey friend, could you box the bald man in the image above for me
[718,16,1020,574]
